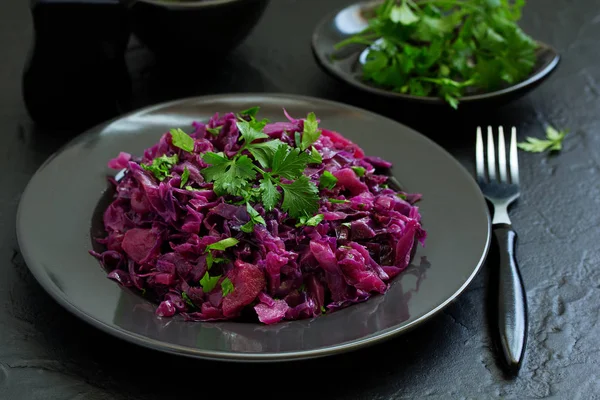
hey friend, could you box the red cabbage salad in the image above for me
[90,107,426,324]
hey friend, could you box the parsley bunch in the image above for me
[335,0,538,108]
[201,109,323,220]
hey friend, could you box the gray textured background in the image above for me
[2,0,599,398]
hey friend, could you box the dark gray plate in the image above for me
[312,1,560,107]
[16,93,490,362]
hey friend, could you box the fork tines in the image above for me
[476,126,519,185]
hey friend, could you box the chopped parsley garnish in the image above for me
[518,125,568,153]
[170,128,195,152]
[239,106,261,118]
[351,166,366,177]
[396,193,408,200]
[221,277,235,297]
[181,292,195,308]
[306,214,325,227]
[308,146,323,164]
[241,203,267,233]
[319,171,338,190]
[329,198,350,204]
[180,166,190,188]
[341,222,352,228]
[206,238,239,252]
[141,154,178,181]
[296,213,324,227]
[205,238,238,269]
[206,126,222,136]
[200,272,221,293]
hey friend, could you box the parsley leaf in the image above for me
[239,106,260,118]
[221,278,235,297]
[319,171,338,190]
[200,272,221,293]
[181,292,195,308]
[329,198,349,204]
[205,252,228,270]
[396,193,408,200]
[271,145,310,180]
[341,222,352,228]
[300,112,322,150]
[246,203,266,225]
[240,221,254,233]
[141,154,178,181]
[280,175,320,218]
[202,153,257,196]
[260,177,281,211]
[206,126,222,136]
[390,2,419,25]
[238,106,270,131]
[170,128,195,152]
[351,166,366,177]
[247,139,286,169]
[518,125,568,153]
[237,120,269,146]
[308,146,323,164]
[240,203,266,233]
[180,166,190,188]
[206,238,239,252]
[202,151,228,166]
[295,213,324,227]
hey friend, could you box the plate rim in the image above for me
[311,1,561,104]
[16,92,491,362]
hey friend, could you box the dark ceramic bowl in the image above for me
[312,1,561,109]
[129,0,270,57]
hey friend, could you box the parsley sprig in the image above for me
[201,108,323,219]
[335,0,538,108]
[517,125,568,153]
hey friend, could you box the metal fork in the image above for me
[476,126,528,373]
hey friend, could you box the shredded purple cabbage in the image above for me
[90,110,426,324]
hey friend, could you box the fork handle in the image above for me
[492,224,528,373]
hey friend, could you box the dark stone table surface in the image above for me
[2,0,599,398]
